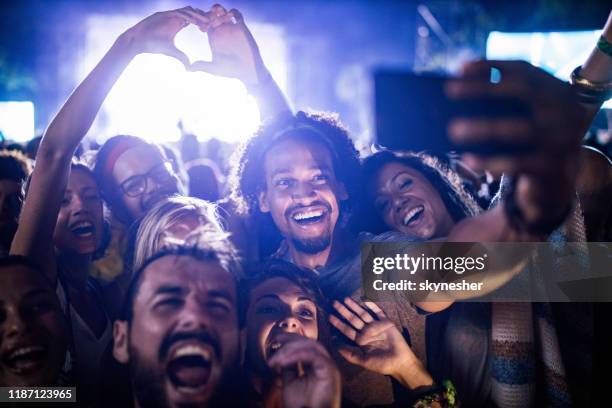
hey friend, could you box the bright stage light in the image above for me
[0,101,35,143]
[487,29,610,108]
[78,14,287,144]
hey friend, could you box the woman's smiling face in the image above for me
[245,277,319,375]
[369,161,455,239]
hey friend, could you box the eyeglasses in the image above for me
[119,162,175,197]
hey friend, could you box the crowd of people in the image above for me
[0,4,611,407]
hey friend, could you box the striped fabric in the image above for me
[490,195,587,408]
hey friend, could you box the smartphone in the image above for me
[374,70,531,155]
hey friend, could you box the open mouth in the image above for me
[266,340,284,359]
[166,344,213,393]
[290,207,328,226]
[402,205,425,226]
[70,221,95,237]
[2,345,47,374]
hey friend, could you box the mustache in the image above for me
[285,201,331,218]
[159,330,221,361]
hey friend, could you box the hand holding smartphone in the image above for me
[374,69,532,155]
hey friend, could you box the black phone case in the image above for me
[374,70,531,155]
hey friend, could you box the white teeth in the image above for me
[72,221,93,229]
[403,206,424,226]
[9,346,44,360]
[270,342,282,351]
[173,345,211,361]
[292,210,324,221]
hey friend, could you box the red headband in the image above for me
[102,138,146,183]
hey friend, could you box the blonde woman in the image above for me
[130,195,225,273]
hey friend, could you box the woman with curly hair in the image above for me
[361,149,482,238]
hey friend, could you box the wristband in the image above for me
[569,66,612,105]
[597,35,612,58]
[412,380,457,408]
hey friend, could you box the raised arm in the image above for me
[446,59,587,243]
[573,11,612,125]
[446,11,612,243]
[10,8,198,281]
[186,5,292,121]
[412,60,587,312]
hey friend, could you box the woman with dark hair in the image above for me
[12,156,112,403]
[0,149,32,253]
[358,126,604,406]
[242,260,457,407]
[0,255,70,387]
[241,260,342,408]
[361,150,482,237]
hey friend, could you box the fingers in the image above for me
[448,60,558,101]
[363,301,386,320]
[210,4,227,28]
[330,298,387,332]
[460,153,557,177]
[211,4,227,16]
[268,338,333,375]
[188,60,218,74]
[332,300,366,330]
[216,9,242,25]
[328,314,357,341]
[204,5,243,30]
[448,118,535,145]
[172,7,200,27]
[329,313,395,345]
[330,299,395,345]
[228,8,244,24]
[344,298,375,323]
[179,8,213,31]
[163,45,190,70]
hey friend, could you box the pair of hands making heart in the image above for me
[119,4,266,86]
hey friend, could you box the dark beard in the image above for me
[129,345,169,408]
[128,335,242,408]
[291,233,332,254]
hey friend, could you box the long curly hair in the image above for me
[228,111,361,229]
[361,150,482,234]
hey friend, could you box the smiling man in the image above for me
[231,111,363,299]
[94,135,182,226]
[112,236,242,408]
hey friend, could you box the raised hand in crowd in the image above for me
[267,333,341,408]
[187,5,266,85]
[120,7,201,68]
[8,10,204,280]
[186,4,291,120]
[575,10,612,121]
[329,298,433,391]
[446,60,588,240]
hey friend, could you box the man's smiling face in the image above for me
[258,137,348,255]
